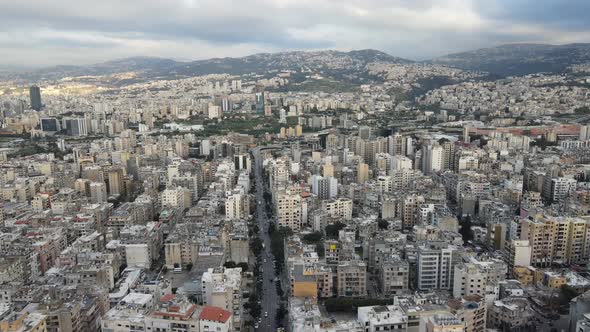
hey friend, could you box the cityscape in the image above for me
[1,2,590,332]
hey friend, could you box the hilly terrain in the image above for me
[2,50,411,84]
[432,43,590,76]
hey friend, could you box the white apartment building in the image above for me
[201,267,242,331]
[323,198,353,221]
[357,305,408,332]
[417,243,457,291]
[276,189,302,231]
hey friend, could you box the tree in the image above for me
[161,266,168,274]
[325,222,346,239]
[324,298,393,313]
[276,303,288,321]
[459,215,474,244]
[224,261,237,269]
[186,263,193,271]
[377,218,389,230]
[316,241,325,258]
[250,237,263,256]
[302,232,323,244]
[237,262,249,271]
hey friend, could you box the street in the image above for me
[252,147,280,332]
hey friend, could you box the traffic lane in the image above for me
[253,152,278,332]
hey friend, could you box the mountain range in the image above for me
[3,43,590,83]
[431,43,590,76]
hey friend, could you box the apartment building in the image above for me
[416,243,458,291]
[337,261,367,297]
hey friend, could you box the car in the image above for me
[263,259,267,263]
[254,324,259,329]
[264,312,268,317]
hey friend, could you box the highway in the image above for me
[252,147,279,332]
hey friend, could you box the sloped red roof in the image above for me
[199,306,231,323]
[160,294,175,302]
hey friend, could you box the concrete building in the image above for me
[488,298,533,331]
[323,198,353,221]
[416,243,458,291]
[357,305,407,332]
[422,143,443,175]
[311,175,338,200]
[225,192,249,221]
[89,182,107,203]
[357,163,369,184]
[201,267,242,330]
[520,214,590,267]
[378,255,409,296]
[164,237,199,269]
[422,314,464,332]
[448,295,486,332]
[276,189,302,232]
[337,261,367,297]
[199,306,233,332]
[452,258,507,299]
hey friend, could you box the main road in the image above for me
[252,147,280,332]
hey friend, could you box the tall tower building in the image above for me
[89,182,107,203]
[29,85,42,111]
[255,91,265,114]
[580,125,590,140]
[357,163,369,184]
[107,168,124,196]
[441,140,455,170]
[421,143,443,175]
[463,125,471,144]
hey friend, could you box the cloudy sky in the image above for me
[1,0,589,68]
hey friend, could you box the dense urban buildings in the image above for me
[0,39,590,332]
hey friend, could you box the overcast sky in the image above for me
[1,0,589,68]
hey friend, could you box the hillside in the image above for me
[3,50,412,83]
[432,43,590,76]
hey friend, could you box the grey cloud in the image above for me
[0,0,589,67]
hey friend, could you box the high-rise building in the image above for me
[89,182,107,203]
[276,188,302,231]
[581,125,590,140]
[64,118,88,137]
[416,242,458,290]
[388,133,407,156]
[107,168,124,197]
[357,163,369,183]
[40,118,60,132]
[29,85,42,111]
[323,198,353,221]
[337,261,367,297]
[448,295,487,332]
[312,175,338,200]
[452,258,507,299]
[233,154,251,172]
[378,255,409,296]
[421,143,443,175]
[225,192,249,221]
[201,267,241,330]
[255,91,265,114]
[359,126,371,140]
[520,214,590,266]
[322,163,334,177]
[441,140,455,170]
